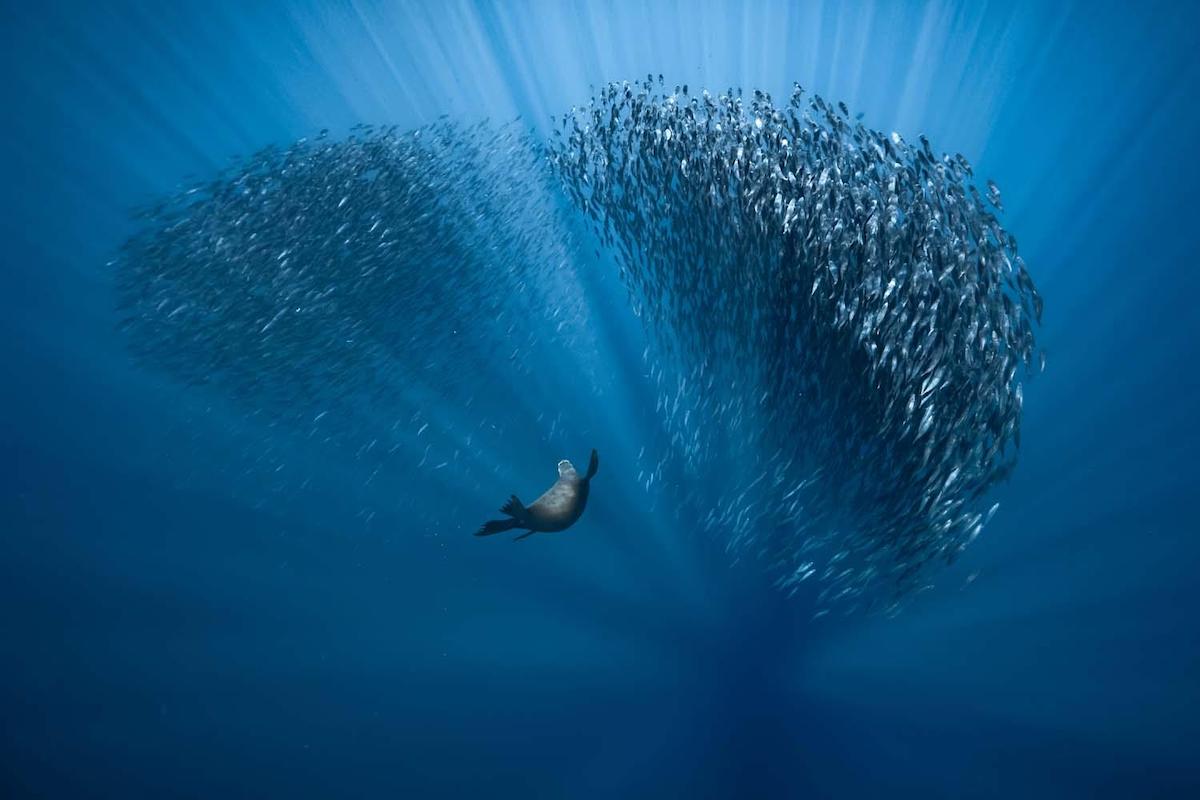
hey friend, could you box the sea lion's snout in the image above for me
[557,459,577,477]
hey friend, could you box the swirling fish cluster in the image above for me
[550,78,1043,610]
[115,121,589,450]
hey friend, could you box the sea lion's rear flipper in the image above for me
[476,518,518,537]
[501,494,526,518]
[585,449,599,480]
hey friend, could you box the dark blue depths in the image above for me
[2,1,1198,797]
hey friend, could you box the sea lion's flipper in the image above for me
[476,518,518,537]
[513,530,537,541]
[501,494,526,518]
[585,449,599,480]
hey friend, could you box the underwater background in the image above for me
[2,0,1198,797]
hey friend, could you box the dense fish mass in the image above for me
[550,78,1042,611]
[115,121,588,448]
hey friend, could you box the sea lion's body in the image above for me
[476,450,598,540]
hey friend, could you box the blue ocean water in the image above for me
[2,1,1198,797]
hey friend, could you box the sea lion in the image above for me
[475,449,599,540]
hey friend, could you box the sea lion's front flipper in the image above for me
[513,530,537,541]
[585,449,599,480]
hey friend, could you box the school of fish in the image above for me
[548,78,1042,611]
[115,78,1042,612]
[115,120,588,450]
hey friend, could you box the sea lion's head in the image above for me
[557,459,578,479]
